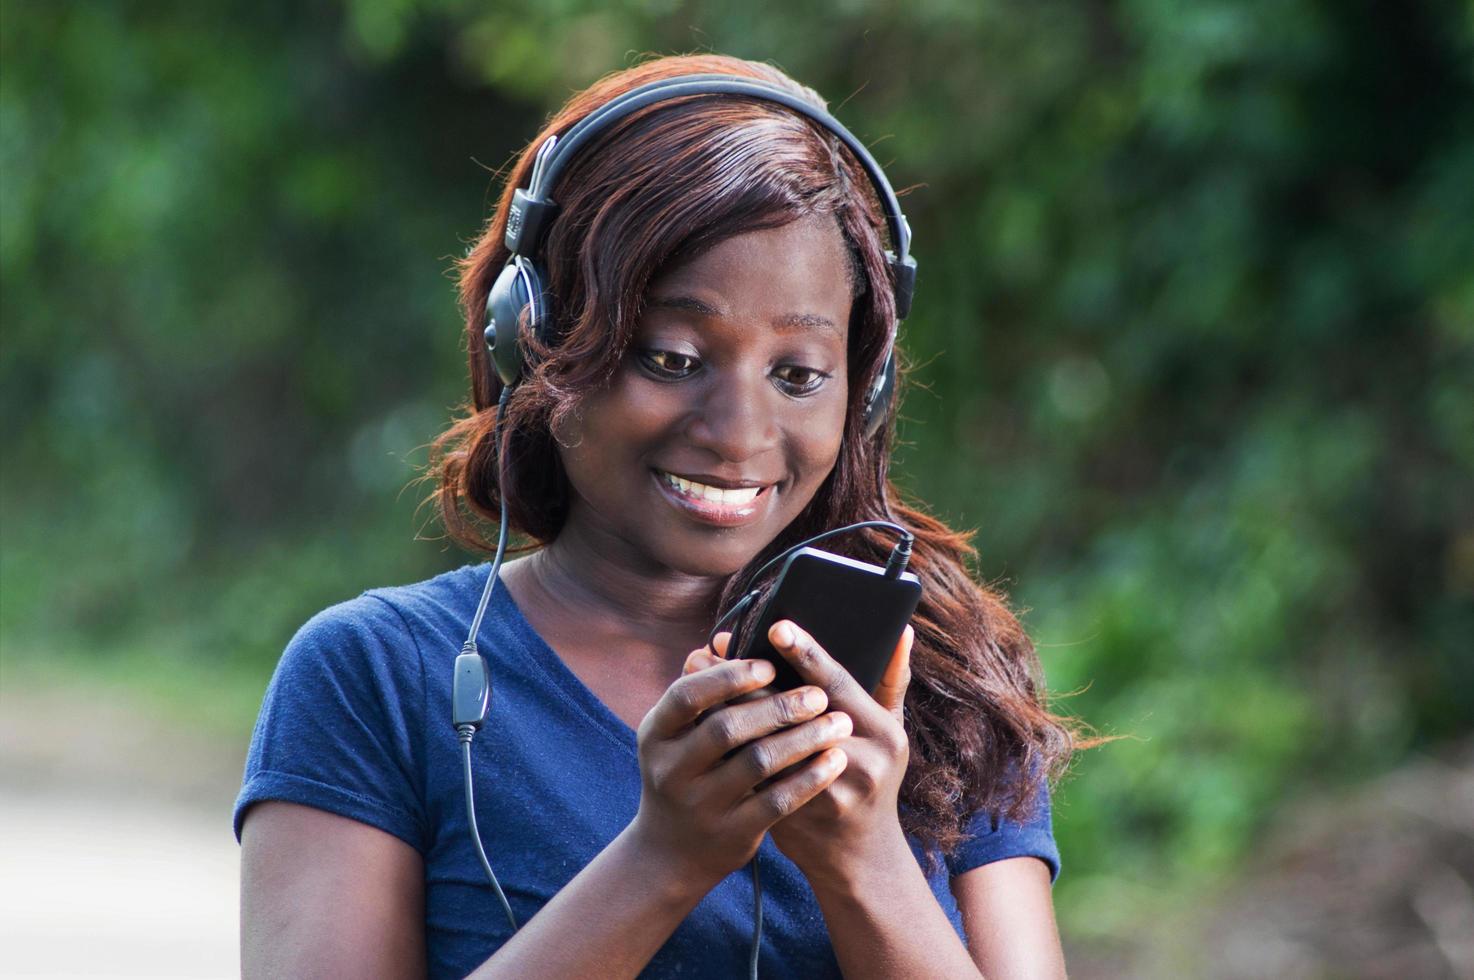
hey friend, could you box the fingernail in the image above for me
[750,660,775,682]
[801,687,826,712]
[771,621,795,647]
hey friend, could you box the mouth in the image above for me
[652,469,776,527]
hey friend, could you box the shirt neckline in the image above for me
[483,567,641,758]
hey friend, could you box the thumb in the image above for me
[684,632,731,674]
[873,624,914,723]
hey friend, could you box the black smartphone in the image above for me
[728,547,922,695]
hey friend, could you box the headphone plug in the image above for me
[883,534,914,580]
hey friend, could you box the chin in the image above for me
[653,536,766,582]
[642,512,796,579]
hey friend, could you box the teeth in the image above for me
[662,472,761,506]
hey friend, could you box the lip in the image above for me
[651,469,776,528]
[662,470,771,490]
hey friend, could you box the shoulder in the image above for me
[288,592,413,655]
[281,564,487,666]
[253,562,499,759]
[272,591,423,696]
[236,566,490,848]
[361,562,489,624]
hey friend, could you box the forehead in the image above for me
[645,216,854,341]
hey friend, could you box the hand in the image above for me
[627,645,853,887]
[759,620,915,889]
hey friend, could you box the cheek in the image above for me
[552,372,675,474]
[788,390,849,489]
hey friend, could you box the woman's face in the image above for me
[556,214,855,580]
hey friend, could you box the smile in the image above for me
[653,470,775,527]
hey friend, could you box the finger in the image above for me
[707,709,853,799]
[685,633,732,674]
[643,659,775,739]
[683,648,723,675]
[686,685,830,771]
[873,625,914,723]
[733,747,848,829]
[767,620,871,713]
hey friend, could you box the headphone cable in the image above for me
[455,384,519,934]
[711,517,914,979]
[458,391,912,970]
[707,520,914,654]
[749,852,763,980]
[464,387,515,649]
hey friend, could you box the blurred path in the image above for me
[1066,740,1474,980]
[0,789,239,978]
[5,677,1470,978]
[0,683,246,979]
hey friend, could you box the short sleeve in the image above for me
[233,594,429,853]
[946,779,1061,884]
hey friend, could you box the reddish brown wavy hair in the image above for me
[430,53,1088,858]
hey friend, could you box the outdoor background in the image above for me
[2,0,1471,976]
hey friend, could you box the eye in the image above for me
[637,348,702,380]
[771,364,832,397]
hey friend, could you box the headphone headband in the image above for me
[485,72,917,438]
[503,73,916,319]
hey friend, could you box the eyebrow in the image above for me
[647,294,842,337]
[648,295,726,318]
[775,312,840,334]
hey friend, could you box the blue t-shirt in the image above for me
[234,563,1058,978]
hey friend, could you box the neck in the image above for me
[521,514,730,652]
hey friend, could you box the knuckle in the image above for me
[645,757,674,792]
[854,766,882,797]
[667,682,700,716]
[726,661,759,687]
[808,717,841,751]
[707,712,744,751]
[775,691,808,726]
[794,640,822,669]
[762,788,794,821]
[746,742,776,780]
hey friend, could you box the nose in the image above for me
[684,371,778,463]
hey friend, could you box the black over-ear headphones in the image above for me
[483,73,918,440]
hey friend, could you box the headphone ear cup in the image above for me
[861,348,897,440]
[520,260,554,351]
[484,256,550,387]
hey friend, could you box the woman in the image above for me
[237,53,1081,978]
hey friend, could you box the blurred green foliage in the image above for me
[3,0,1471,930]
